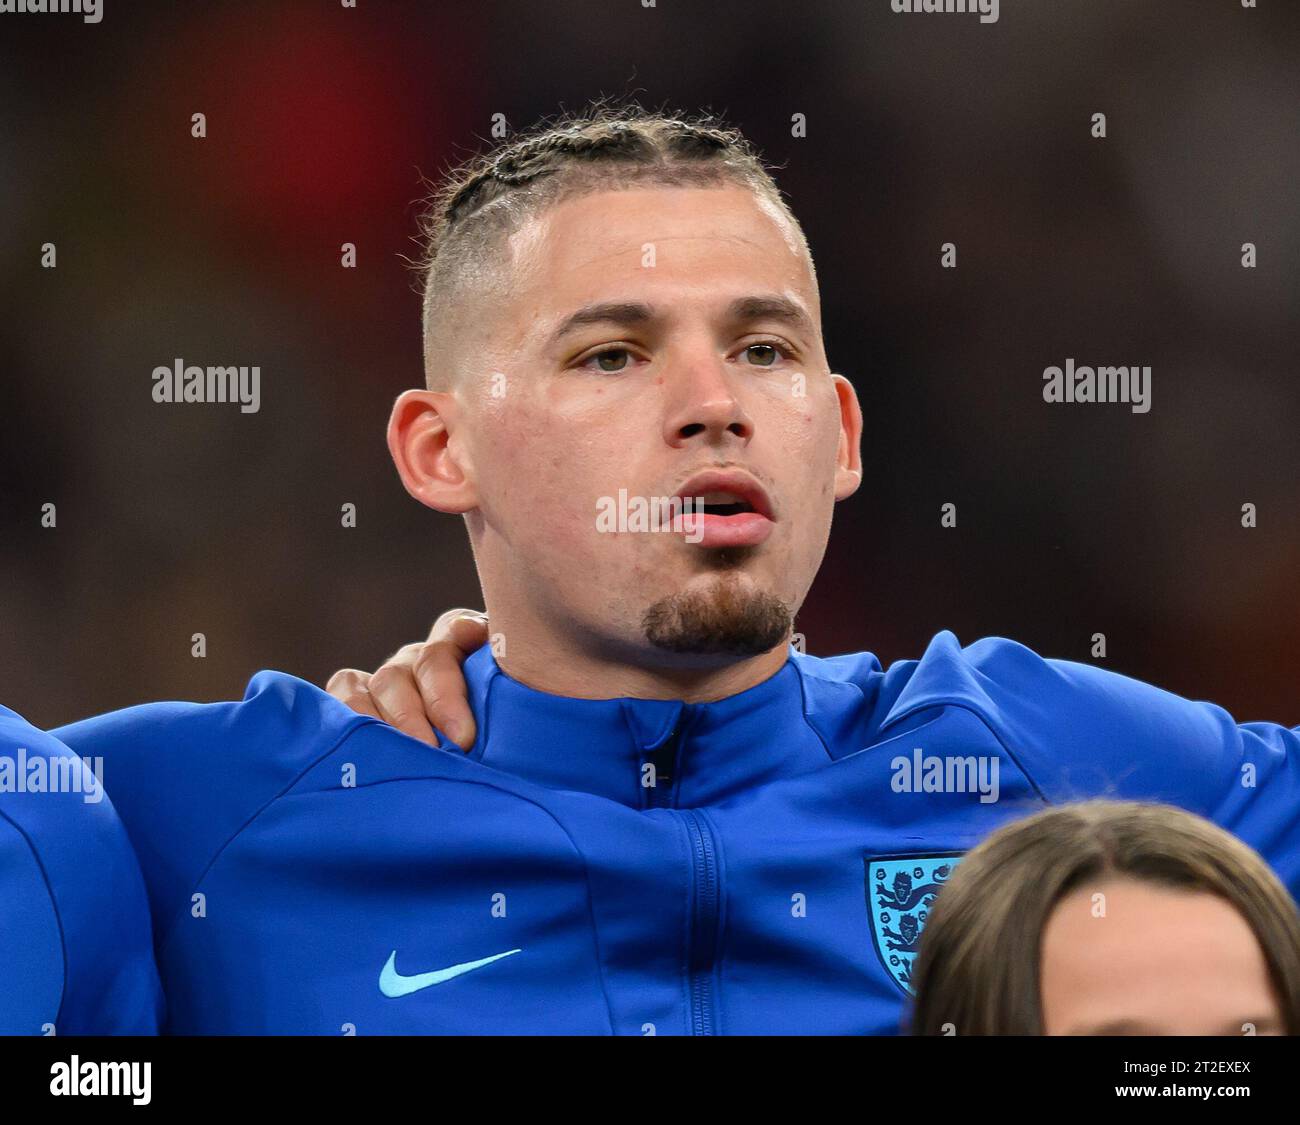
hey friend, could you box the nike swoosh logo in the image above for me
[379,948,522,998]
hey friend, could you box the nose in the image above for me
[661,352,755,449]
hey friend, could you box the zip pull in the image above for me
[642,726,681,808]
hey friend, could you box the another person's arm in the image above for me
[0,707,162,1034]
[326,609,489,750]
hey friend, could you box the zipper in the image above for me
[640,719,722,1034]
[644,726,680,809]
[679,808,720,1035]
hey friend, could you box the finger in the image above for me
[412,645,478,751]
[326,669,372,706]
[340,685,385,723]
[367,665,440,747]
[324,672,386,723]
[427,608,490,652]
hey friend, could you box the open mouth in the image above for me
[673,471,776,548]
[698,493,756,518]
[675,472,774,521]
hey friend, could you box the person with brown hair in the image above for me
[48,102,1300,1035]
[908,800,1300,1035]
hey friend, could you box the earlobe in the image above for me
[830,373,863,501]
[387,390,478,514]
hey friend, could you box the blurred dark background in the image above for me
[1,0,1296,728]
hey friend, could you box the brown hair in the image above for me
[908,800,1300,1034]
[413,99,808,387]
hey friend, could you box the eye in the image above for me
[742,341,790,367]
[579,347,634,374]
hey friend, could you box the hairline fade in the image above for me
[412,100,811,391]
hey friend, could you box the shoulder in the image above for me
[51,672,563,934]
[50,672,375,940]
[54,669,367,766]
[0,704,128,850]
[880,631,1238,809]
[52,670,374,816]
[0,705,161,1034]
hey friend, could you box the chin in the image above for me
[641,570,792,656]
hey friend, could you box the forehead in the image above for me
[1040,881,1276,1030]
[505,183,815,310]
[1046,881,1261,954]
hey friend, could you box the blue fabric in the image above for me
[52,631,1300,1034]
[0,705,162,1034]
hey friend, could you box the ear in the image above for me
[387,389,478,514]
[830,373,863,501]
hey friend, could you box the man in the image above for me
[54,105,1299,1034]
[0,705,161,1034]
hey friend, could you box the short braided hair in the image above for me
[414,101,806,388]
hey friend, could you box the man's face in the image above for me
[447,183,861,667]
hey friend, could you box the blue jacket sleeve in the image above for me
[0,706,162,1034]
[959,636,1300,897]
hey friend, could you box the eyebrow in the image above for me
[547,293,815,348]
[1075,1019,1157,1035]
[1075,1015,1283,1035]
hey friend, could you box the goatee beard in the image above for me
[641,570,791,656]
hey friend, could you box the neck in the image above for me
[483,610,791,702]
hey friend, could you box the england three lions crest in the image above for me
[864,853,963,994]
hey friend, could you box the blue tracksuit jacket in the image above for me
[52,631,1300,1034]
[0,705,162,1034]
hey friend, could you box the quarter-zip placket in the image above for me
[679,807,721,1035]
[643,724,680,809]
[639,716,723,1035]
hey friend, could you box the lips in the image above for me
[673,469,776,548]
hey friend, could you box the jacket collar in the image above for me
[876,630,995,732]
[460,646,849,809]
